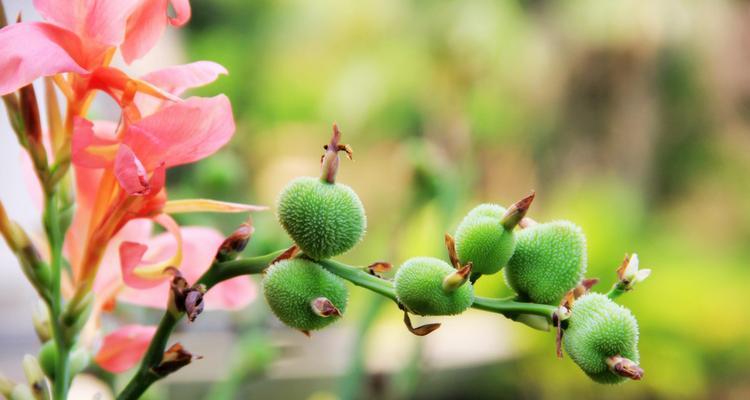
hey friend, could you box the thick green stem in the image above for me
[44,191,70,400]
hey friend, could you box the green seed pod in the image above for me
[277,177,366,260]
[455,204,516,275]
[262,258,348,331]
[394,257,474,316]
[563,293,641,384]
[504,220,587,304]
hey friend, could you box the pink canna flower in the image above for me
[0,0,191,96]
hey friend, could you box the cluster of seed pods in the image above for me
[263,125,646,384]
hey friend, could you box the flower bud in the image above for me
[167,269,206,322]
[61,291,93,343]
[262,258,348,331]
[615,253,651,291]
[215,221,254,262]
[10,384,35,400]
[0,374,14,398]
[21,355,49,400]
[394,257,474,316]
[31,301,51,343]
[504,220,587,305]
[563,293,641,384]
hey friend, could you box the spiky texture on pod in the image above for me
[262,258,348,331]
[394,257,474,316]
[455,204,516,275]
[563,293,640,384]
[504,220,587,304]
[277,177,366,260]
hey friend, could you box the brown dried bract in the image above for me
[444,233,461,270]
[151,343,201,377]
[402,310,441,336]
[271,244,300,265]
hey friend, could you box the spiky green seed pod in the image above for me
[277,177,366,260]
[394,257,474,316]
[504,220,587,304]
[455,204,516,275]
[262,258,348,331]
[563,293,641,384]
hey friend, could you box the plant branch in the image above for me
[117,248,559,399]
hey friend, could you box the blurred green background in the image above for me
[142,0,750,399]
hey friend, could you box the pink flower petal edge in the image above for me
[94,324,156,373]
[0,22,88,96]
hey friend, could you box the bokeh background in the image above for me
[2,0,750,399]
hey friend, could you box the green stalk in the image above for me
[117,249,559,399]
[117,251,283,400]
[44,191,70,400]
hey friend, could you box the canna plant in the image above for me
[0,1,652,399]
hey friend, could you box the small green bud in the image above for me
[262,258,348,331]
[394,257,474,316]
[504,220,587,304]
[563,293,642,384]
[277,177,366,260]
[37,341,57,380]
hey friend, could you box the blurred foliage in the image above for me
[161,0,750,398]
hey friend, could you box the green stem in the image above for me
[44,191,70,400]
[606,284,626,300]
[116,249,559,399]
[117,251,283,400]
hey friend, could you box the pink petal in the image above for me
[116,227,256,310]
[118,241,152,289]
[94,324,156,373]
[33,0,140,46]
[168,0,192,26]
[124,95,235,169]
[0,22,88,96]
[205,276,256,311]
[142,61,228,97]
[119,214,181,290]
[71,118,119,168]
[92,218,153,294]
[120,0,168,64]
[114,144,150,195]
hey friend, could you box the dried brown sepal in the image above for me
[552,311,564,358]
[606,355,644,380]
[572,278,599,299]
[310,297,341,317]
[167,268,206,322]
[402,310,441,336]
[444,233,461,270]
[367,261,392,277]
[442,263,472,293]
[215,220,254,262]
[151,343,202,377]
[271,244,300,266]
[501,192,536,230]
[320,123,353,183]
[615,254,631,282]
